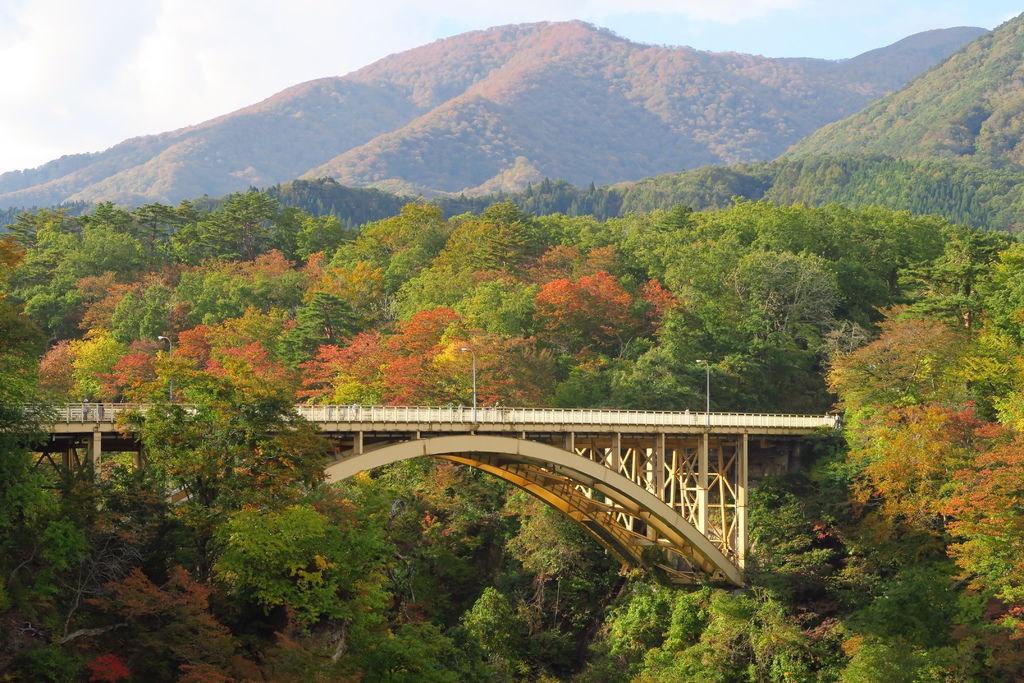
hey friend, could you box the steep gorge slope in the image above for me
[0,21,984,207]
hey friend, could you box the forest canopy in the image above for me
[2,192,1023,680]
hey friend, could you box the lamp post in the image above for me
[696,359,710,427]
[158,335,173,402]
[459,347,477,423]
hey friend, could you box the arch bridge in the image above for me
[40,404,837,585]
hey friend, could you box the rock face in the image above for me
[0,21,987,208]
[790,15,1024,165]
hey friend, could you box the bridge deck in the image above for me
[48,404,837,435]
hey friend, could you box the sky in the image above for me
[1,0,1020,173]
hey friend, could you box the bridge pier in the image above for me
[737,433,748,568]
[87,430,102,473]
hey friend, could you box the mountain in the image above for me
[0,21,985,208]
[789,14,1024,164]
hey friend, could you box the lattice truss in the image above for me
[569,434,744,579]
[447,433,747,584]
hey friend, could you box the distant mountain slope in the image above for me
[789,15,1024,164]
[0,21,985,208]
[429,155,1024,231]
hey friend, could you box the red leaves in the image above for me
[90,567,237,676]
[102,352,156,398]
[301,307,555,406]
[87,653,131,682]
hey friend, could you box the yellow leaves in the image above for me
[311,260,384,312]
[69,329,128,400]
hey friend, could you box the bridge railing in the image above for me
[56,403,144,423]
[51,403,839,430]
[51,403,838,430]
[293,405,838,429]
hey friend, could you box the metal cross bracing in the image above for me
[39,403,836,585]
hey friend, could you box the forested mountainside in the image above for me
[0,22,984,208]
[790,13,1024,166]
[2,192,1024,679]
[265,153,1024,233]
[9,151,1024,237]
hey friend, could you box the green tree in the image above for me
[133,365,330,578]
[215,499,387,626]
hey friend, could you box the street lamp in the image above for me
[459,347,477,423]
[158,335,173,402]
[696,359,710,427]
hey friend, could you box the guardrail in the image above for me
[52,403,839,430]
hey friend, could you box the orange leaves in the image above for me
[205,341,297,397]
[39,340,75,397]
[828,309,967,413]
[944,439,1024,632]
[103,352,157,398]
[301,308,459,405]
[640,278,676,328]
[92,566,236,673]
[848,404,986,530]
[535,270,640,354]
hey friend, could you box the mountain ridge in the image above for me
[788,14,1024,165]
[0,21,986,208]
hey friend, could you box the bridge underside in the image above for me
[324,434,751,585]
[38,405,825,585]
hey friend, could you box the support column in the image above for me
[355,431,364,455]
[698,432,709,535]
[564,431,575,453]
[718,441,728,544]
[87,430,102,475]
[654,433,666,498]
[737,433,749,568]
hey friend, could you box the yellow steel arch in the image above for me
[323,434,742,585]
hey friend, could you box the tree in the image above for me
[214,498,388,627]
[69,331,128,400]
[908,226,1010,329]
[133,365,330,578]
[535,271,640,355]
[461,587,524,678]
[171,191,281,263]
[90,567,239,680]
[945,435,1024,636]
[846,405,986,533]
[435,202,542,275]
[828,309,968,416]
